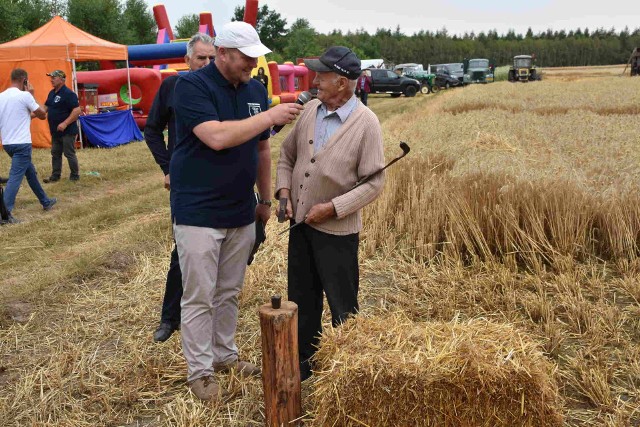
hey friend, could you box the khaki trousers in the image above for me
[174,223,255,382]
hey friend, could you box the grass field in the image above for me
[1,69,639,426]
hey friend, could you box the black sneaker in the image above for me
[0,176,8,184]
[43,176,60,184]
[153,322,179,342]
[0,214,21,225]
[70,175,80,182]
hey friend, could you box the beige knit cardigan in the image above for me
[275,98,385,236]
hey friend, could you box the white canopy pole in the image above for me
[71,58,83,149]
[126,60,132,110]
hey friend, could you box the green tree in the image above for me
[17,0,54,33]
[0,1,23,42]
[49,0,66,16]
[174,13,199,39]
[232,5,287,52]
[0,0,57,43]
[121,0,156,45]
[282,18,320,62]
[67,0,123,43]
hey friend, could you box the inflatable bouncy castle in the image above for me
[77,0,313,129]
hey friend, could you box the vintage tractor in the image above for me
[508,55,541,82]
[462,58,495,84]
[393,63,437,94]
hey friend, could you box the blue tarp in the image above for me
[78,110,143,148]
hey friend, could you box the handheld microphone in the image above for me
[271,91,312,136]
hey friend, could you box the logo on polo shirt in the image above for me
[54,95,61,103]
[248,103,262,116]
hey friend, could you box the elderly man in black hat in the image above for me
[275,46,385,381]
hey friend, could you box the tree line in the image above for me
[0,0,156,46]
[1,0,638,68]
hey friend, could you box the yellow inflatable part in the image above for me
[253,56,274,106]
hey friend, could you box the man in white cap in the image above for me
[171,21,304,401]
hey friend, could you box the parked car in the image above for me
[431,63,464,83]
[368,68,421,97]
[434,69,463,89]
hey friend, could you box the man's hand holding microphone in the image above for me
[268,91,312,136]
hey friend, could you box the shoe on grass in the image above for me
[188,376,223,401]
[43,176,60,183]
[213,360,261,378]
[153,322,179,342]
[43,198,57,211]
[0,214,21,225]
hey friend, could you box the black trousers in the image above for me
[160,244,183,327]
[287,223,359,380]
[359,91,368,106]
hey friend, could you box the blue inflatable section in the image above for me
[79,110,143,148]
[128,43,187,61]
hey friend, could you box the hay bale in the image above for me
[312,315,563,427]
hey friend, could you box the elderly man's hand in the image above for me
[57,122,67,132]
[268,102,304,127]
[305,201,336,224]
[276,189,294,220]
[164,174,170,190]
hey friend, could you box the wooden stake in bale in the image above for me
[259,296,302,426]
[312,314,564,427]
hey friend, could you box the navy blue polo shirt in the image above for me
[170,61,270,229]
[45,85,79,137]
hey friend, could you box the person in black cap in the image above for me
[275,46,385,381]
[43,69,81,183]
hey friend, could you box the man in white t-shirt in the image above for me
[0,68,57,224]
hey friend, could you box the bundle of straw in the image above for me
[312,314,563,427]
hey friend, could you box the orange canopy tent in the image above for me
[0,16,130,148]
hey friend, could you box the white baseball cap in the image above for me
[214,21,271,58]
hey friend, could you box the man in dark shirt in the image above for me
[171,21,304,401]
[144,33,215,343]
[43,70,81,183]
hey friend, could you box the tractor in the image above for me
[393,63,437,94]
[508,55,541,82]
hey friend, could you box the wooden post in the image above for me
[259,296,302,426]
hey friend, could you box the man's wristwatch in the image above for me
[258,198,272,207]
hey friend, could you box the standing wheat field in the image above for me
[0,70,639,426]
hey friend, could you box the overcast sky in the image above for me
[144,0,639,36]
